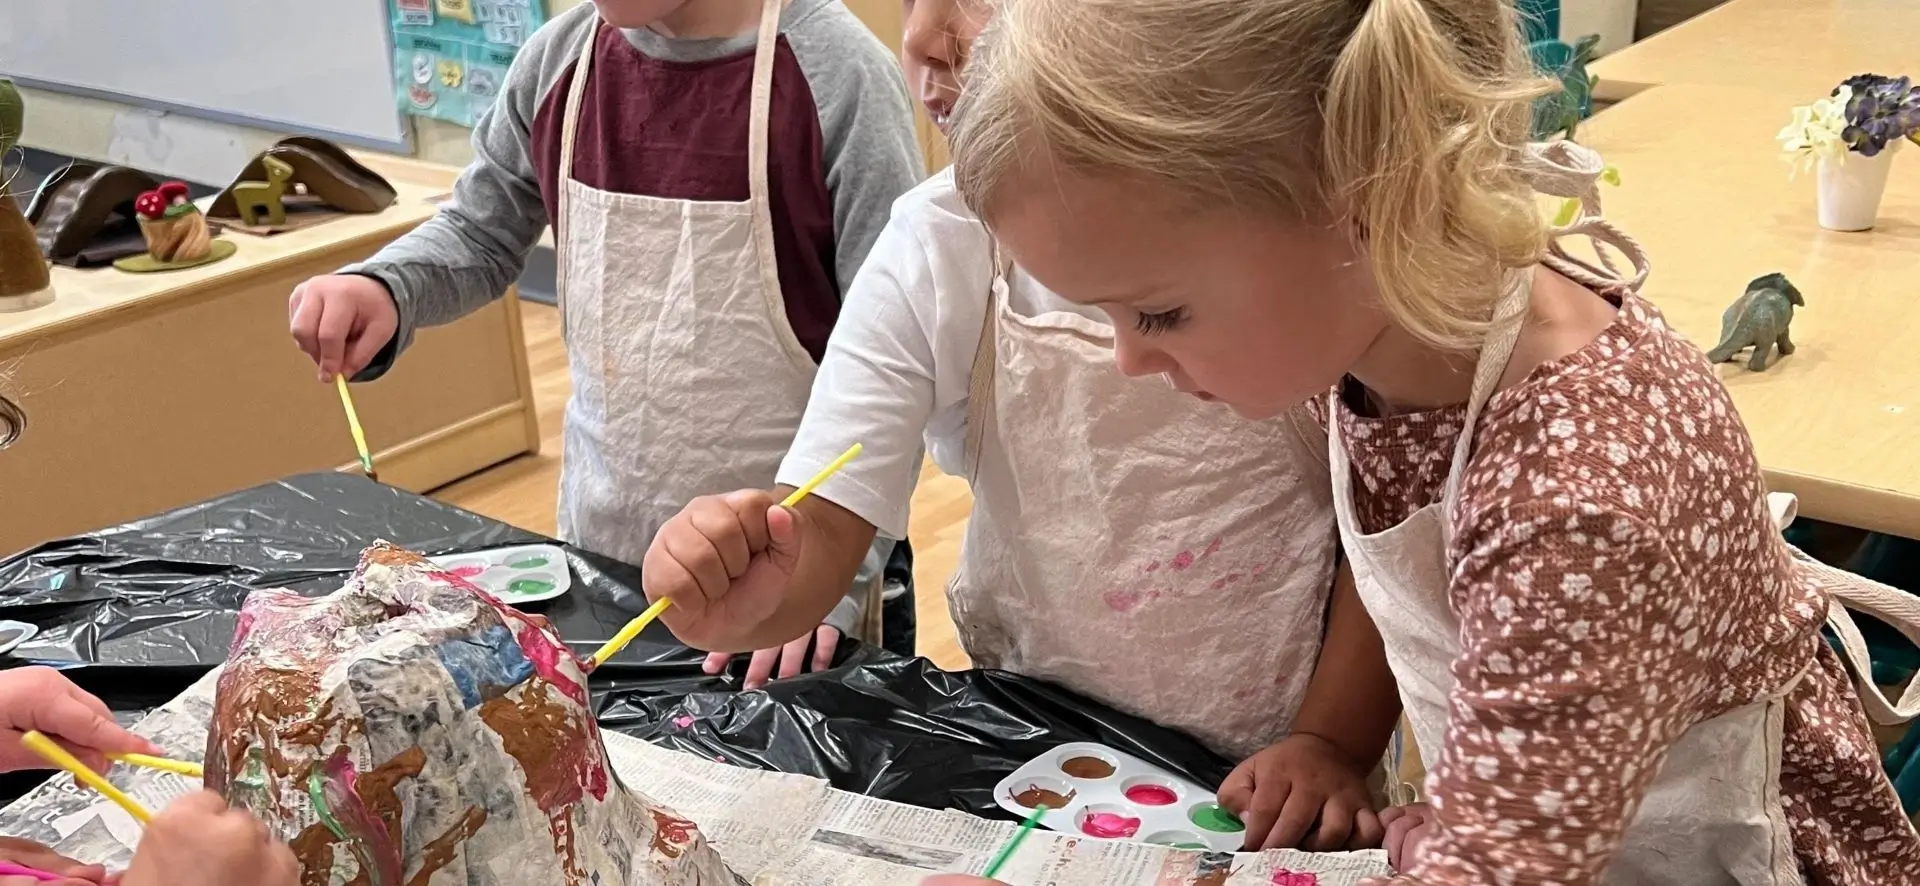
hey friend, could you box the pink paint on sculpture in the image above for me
[1270,871,1318,886]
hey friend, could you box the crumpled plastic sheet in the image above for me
[0,472,1231,814]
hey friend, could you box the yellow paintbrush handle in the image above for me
[590,443,865,668]
[335,376,373,469]
[110,752,204,779]
[590,597,672,668]
[21,732,152,823]
[781,443,861,508]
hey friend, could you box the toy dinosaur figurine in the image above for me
[1531,34,1602,141]
[0,78,55,312]
[1707,273,1804,372]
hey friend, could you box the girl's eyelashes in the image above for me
[1133,306,1188,336]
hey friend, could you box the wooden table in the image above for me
[1571,84,1920,537]
[0,154,540,556]
[1589,0,1918,101]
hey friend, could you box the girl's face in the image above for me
[901,0,991,132]
[992,169,1386,420]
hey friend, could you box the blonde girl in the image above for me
[921,0,1920,883]
[642,0,1402,852]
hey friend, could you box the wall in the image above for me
[12,0,587,184]
[14,0,947,185]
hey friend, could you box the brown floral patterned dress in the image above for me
[1318,288,1920,884]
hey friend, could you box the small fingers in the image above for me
[1264,785,1322,850]
[1350,806,1385,850]
[1240,779,1288,852]
[777,634,811,681]
[313,298,352,381]
[686,501,754,580]
[1304,795,1356,852]
[744,648,780,690]
[660,525,734,604]
[702,652,734,676]
[811,625,840,673]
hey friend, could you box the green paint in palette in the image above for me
[1187,803,1244,833]
[510,556,550,569]
[508,578,556,596]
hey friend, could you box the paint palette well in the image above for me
[428,545,571,604]
[993,742,1246,853]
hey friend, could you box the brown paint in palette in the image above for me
[1060,756,1115,779]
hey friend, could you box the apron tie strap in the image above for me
[1518,141,1651,294]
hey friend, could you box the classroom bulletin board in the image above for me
[389,0,548,128]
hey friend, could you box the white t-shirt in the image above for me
[774,170,1106,538]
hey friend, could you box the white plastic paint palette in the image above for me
[428,544,571,604]
[993,741,1246,853]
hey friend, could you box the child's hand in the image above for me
[0,837,108,886]
[702,624,841,690]
[0,667,161,774]
[644,490,809,652]
[288,274,400,382]
[120,792,297,886]
[1218,733,1383,852]
[1379,802,1434,871]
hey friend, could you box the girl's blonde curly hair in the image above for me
[949,0,1556,351]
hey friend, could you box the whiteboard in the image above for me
[0,0,408,149]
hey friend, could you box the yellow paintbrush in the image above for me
[335,375,377,481]
[110,752,204,779]
[588,443,864,668]
[20,731,152,823]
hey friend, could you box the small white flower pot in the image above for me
[1817,143,1899,232]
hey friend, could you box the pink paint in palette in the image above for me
[992,742,1246,853]
[428,544,572,604]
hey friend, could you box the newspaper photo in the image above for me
[0,668,1389,885]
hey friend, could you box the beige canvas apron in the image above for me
[551,2,882,639]
[1335,142,1920,883]
[948,251,1339,759]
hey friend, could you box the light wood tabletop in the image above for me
[1570,83,1920,536]
[1588,0,1917,102]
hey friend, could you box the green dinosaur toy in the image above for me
[1531,34,1602,141]
[1707,273,1804,372]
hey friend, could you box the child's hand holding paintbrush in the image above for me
[0,667,161,774]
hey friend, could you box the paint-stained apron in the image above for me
[948,250,1339,759]
[552,1,881,639]
[1335,141,1920,883]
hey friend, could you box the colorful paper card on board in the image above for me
[389,0,545,128]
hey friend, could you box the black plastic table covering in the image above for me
[0,473,1231,813]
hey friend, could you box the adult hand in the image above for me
[1218,733,1383,851]
[0,667,160,774]
[120,792,298,886]
[702,624,841,690]
[288,274,399,382]
[644,490,810,652]
[0,837,108,886]
[1379,802,1434,872]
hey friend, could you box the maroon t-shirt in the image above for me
[531,27,838,359]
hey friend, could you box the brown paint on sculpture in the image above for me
[289,822,340,886]
[406,806,489,886]
[480,682,595,812]
[356,746,428,847]
[650,810,701,860]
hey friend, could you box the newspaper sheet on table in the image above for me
[0,670,1389,885]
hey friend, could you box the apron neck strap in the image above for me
[962,240,1011,480]
[743,0,784,208]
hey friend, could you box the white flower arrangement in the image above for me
[1777,85,1854,174]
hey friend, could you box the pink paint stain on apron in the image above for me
[1169,551,1196,570]
[1103,589,1144,613]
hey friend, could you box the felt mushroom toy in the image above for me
[134,180,213,263]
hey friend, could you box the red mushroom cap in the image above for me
[157,180,190,200]
[133,190,168,219]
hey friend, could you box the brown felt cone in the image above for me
[0,194,53,310]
